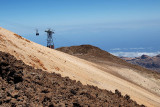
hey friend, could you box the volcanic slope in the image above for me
[0,27,160,106]
[0,51,143,106]
[57,45,160,97]
[56,45,160,76]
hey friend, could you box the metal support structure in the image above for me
[45,29,54,49]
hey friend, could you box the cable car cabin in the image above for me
[36,32,39,36]
[36,29,39,36]
[47,45,54,49]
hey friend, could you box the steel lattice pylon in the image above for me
[45,29,54,49]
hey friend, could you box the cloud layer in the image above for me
[111,51,160,58]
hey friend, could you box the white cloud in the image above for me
[111,52,160,58]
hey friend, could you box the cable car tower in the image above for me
[36,28,55,49]
[45,29,54,49]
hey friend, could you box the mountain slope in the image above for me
[56,45,159,77]
[57,45,160,95]
[0,27,160,107]
[0,51,143,106]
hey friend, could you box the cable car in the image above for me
[36,29,39,36]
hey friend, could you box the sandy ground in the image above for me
[86,58,160,96]
[0,27,160,107]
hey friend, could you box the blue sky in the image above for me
[1,0,160,57]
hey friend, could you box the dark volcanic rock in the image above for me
[0,53,23,84]
[141,55,150,59]
[0,51,144,107]
[156,54,160,57]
